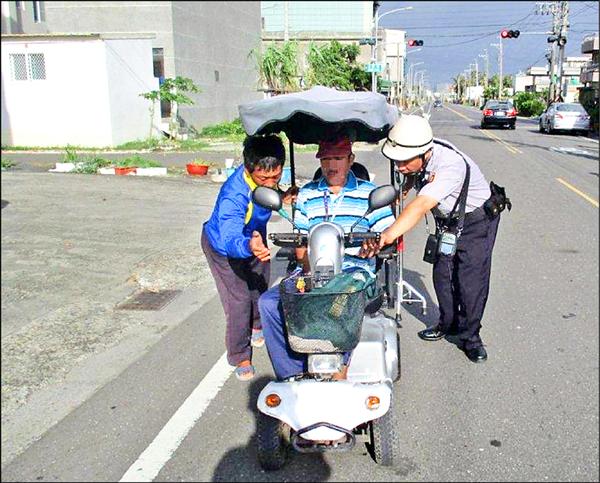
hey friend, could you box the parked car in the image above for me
[480,100,517,129]
[538,102,591,135]
[433,99,443,108]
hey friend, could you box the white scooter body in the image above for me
[257,312,398,441]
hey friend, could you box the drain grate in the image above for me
[116,289,181,311]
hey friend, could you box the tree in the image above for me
[306,40,370,91]
[140,76,201,139]
[251,41,300,94]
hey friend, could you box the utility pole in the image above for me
[538,1,568,103]
[480,49,489,88]
[556,1,569,101]
[283,1,289,41]
[498,39,503,99]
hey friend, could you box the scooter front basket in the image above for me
[279,271,373,353]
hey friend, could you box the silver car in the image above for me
[539,102,591,135]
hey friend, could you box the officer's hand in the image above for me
[281,185,299,205]
[250,231,270,262]
[359,230,394,258]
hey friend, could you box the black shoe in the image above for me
[465,346,488,363]
[418,327,446,341]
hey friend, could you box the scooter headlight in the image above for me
[308,354,343,374]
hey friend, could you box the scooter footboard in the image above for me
[257,380,391,441]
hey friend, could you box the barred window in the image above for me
[9,53,46,81]
[28,53,46,79]
[10,54,28,81]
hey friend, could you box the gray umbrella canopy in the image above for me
[238,86,398,145]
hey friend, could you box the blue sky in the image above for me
[378,1,599,89]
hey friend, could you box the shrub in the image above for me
[72,155,112,174]
[199,118,246,137]
[514,92,546,117]
[115,155,162,168]
[1,159,16,169]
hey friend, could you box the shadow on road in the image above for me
[1,199,9,209]
[211,376,332,482]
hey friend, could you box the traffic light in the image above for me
[500,29,520,39]
[408,39,424,47]
[547,35,567,46]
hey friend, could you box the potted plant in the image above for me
[186,159,212,176]
[114,155,162,176]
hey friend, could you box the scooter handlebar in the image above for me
[344,232,381,247]
[268,233,307,247]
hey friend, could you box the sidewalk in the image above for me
[1,171,224,465]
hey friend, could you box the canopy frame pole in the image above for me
[388,163,427,324]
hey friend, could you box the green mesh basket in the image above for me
[279,270,375,353]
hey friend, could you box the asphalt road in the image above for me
[1,104,598,482]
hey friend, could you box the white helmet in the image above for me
[382,114,434,161]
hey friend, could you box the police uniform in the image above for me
[414,138,500,351]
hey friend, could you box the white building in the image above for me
[1,33,160,148]
[513,56,591,103]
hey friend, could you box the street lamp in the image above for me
[372,6,413,92]
[406,61,423,105]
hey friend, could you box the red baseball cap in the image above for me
[316,137,352,159]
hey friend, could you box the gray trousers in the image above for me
[201,229,270,366]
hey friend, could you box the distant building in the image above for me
[513,56,591,103]
[1,1,262,146]
[260,1,405,102]
[579,34,599,104]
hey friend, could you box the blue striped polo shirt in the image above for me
[294,171,395,271]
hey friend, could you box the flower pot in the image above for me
[115,166,137,176]
[186,163,209,176]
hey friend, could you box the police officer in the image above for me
[360,115,502,363]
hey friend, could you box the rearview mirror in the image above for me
[252,186,282,211]
[368,184,398,212]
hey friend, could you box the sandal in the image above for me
[251,329,265,348]
[234,361,255,381]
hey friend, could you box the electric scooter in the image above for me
[252,184,402,470]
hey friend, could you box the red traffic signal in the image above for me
[408,39,424,47]
[501,29,520,39]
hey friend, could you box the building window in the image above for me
[152,48,164,79]
[10,54,28,80]
[33,1,43,23]
[10,53,46,80]
[28,53,46,79]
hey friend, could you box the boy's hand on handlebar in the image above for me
[281,185,299,205]
[250,231,271,262]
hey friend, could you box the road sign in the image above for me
[365,63,383,73]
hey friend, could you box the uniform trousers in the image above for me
[433,208,500,350]
[201,229,269,366]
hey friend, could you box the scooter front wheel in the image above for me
[370,403,401,466]
[257,413,289,471]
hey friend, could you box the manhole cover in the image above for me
[116,289,181,311]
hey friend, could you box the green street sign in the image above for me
[379,80,392,88]
[365,63,383,73]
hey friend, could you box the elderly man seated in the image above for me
[258,137,395,381]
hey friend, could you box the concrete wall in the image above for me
[3,1,263,129]
[1,36,157,147]
[104,38,160,144]
[171,1,262,127]
[41,2,176,73]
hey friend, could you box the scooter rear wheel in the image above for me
[257,413,289,471]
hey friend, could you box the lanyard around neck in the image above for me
[323,189,345,222]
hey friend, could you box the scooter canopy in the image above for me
[238,86,398,145]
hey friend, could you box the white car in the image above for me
[539,102,591,135]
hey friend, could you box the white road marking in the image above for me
[550,146,596,156]
[119,352,234,482]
